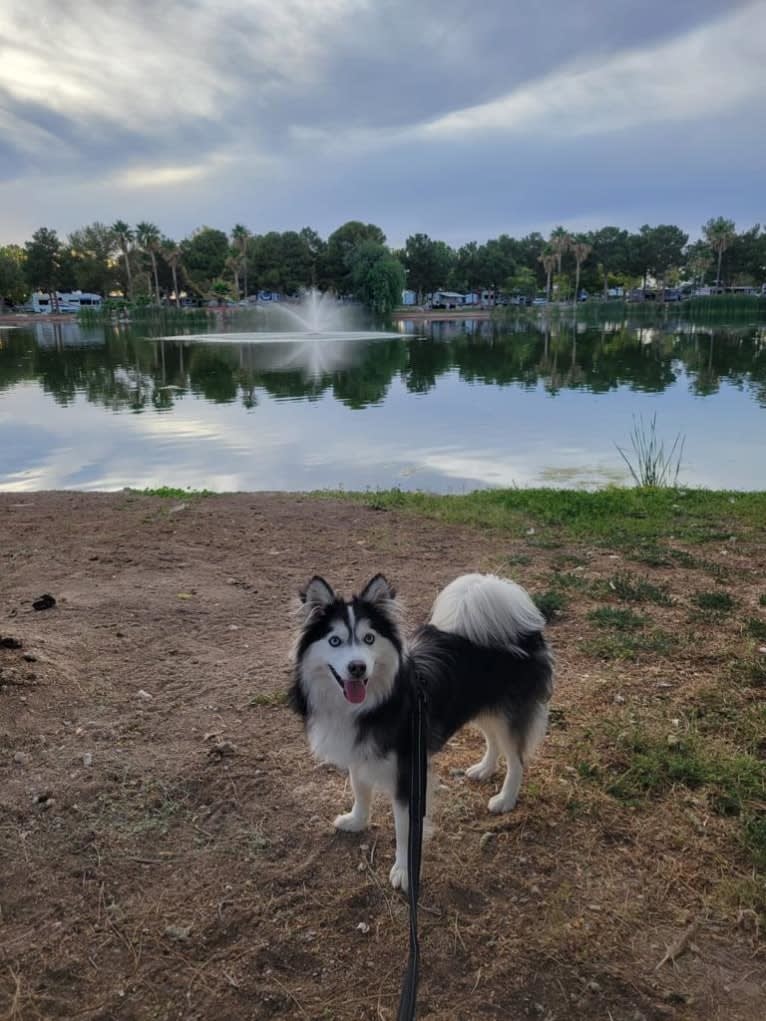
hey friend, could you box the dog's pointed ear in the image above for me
[360,574,396,605]
[300,576,336,615]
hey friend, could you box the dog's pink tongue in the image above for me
[344,679,366,704]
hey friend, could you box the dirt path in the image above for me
[1,492,763,1020]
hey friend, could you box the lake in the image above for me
[1,313,764,492]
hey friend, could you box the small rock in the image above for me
[208,741,236,759]
[449,767,465,777]
[13,751,29,765]
[586,980,602,993]
[137,689,153,700]
[82,752,93,767]
[614,693,625,703]
[32,594,56,611]
[356,922,370,934]
[1,636,23,649]
[666,734,681,748]
[22,653,37,662]
[164,924,192,941]
[480,832,496,849]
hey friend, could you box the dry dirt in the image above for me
[0,492,763,1021]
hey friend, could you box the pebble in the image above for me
[356,922,370,934]
[82,752,93,767]
[13,751,29,765]
[480,832,496,849]
[137,689,153,700]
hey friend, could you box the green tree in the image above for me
[325,221,386,294]
[538,251,557,301]
[66,222,118,296]
[135,222,163,304]
[299,227,326,288]
[589,226,630,297]
[633,224,688,292]
[0,245,29,306]
[160,239,184,307]
[231,224,252,299]
[180,227,229,298]
[348,241,405,315]
[702,217,737,286]
[506,265,536,298]
[571,240,593,305]
[24,227,62,307]
[403,233,454,301]
[111,220,135,300]
[549,227,571,274]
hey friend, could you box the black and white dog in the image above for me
[290,573,553,891]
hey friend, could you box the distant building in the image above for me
[430,290,464,308]
[401,289,418,306]
[24,290,103,313]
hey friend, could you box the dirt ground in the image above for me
[1,492,763,1021]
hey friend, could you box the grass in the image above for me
[693,590,736,613]
[581,724,766,869]
[339,487,766,551]
[533,589,567,622]
[587,607,646,630]
[249,690,289,707]
[615,413,685,488]
[746,616,766,641]
[133,486,214,499]
[604,570,672,605]
[581,629,675,660]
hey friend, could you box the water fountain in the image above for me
[159,288,400,345]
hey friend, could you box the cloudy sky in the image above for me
[1,0,764,248]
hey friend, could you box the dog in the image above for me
[290,572,553,891]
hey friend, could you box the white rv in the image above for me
[27,291,103,313]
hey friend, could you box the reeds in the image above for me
[615,413,686,488]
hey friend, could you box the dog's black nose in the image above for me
[347,660,367,679]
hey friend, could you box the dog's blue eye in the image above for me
[328,635,342,647]
[363,633,375,645]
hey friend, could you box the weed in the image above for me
[693,591,736,613]
[136,486,213,499]
[607,571,672,605]
[534,589,567,622]
[745,616,766,641]
[588,607,646,631]
[249,690,288,707]
[581,629,675,661]
[759,593,766,608]
[615,413,685,488]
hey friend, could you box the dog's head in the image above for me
[294,574,403,710]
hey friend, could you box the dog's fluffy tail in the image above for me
[429,573,545,652]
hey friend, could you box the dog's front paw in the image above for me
[466,761,497,781]
[333,811,368,832]
[389,862,409,891]
[488,792,517,814]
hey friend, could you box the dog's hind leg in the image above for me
[334,767,373,832]
[466,715,501,781]
[487,720,523,814]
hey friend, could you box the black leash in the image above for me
[397,682,428,1021]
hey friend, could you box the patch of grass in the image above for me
[693,590,736,613]
[337,487,766,551]
[581,629,675,661]
[745,616,766,641]
[550,569,592,592]
[759,593,766,607]
[534,589,567,623]
[136,486,214,498]
[588,607,646,631]
[249,690,288,708]
[606,570,672,605]
[589,727,766,869]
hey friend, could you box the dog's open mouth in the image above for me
[329,666,368,704]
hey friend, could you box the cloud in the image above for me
[0,0,763,244]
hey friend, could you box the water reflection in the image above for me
[1,316,765,491]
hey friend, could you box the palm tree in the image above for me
[571,241,592,307]
[160,239,183,308]
[225,252,242,297]
[135,221,162,305]
[549,227,571,275]
[231,224,252,300]
[688,253,713,288]
[111,220,134,300]
[538,251,557,302]
[702,217,737,287]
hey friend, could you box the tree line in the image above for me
[0,216,763,313]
